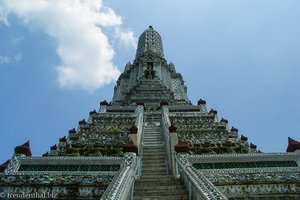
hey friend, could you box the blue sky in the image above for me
[1,0,300,163]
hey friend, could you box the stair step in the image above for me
[142,166,166,171]
[143,134,162,136]
[142,150,165,154]
[143,139,163,142]
[143,157,165,161]
[142,157,165,161]
[135,180,183,185]
[134,196,188,200]
[142,148,165,152]
[145,143,165,149]
[141,163,166,169]
[142,171,166,175]
[143,161,166,165]
[143,137,163,140]
[143,144,164,147]
[143,143,164,146]
[143,152,165,156]
[136,180,180,186]
[135,187,187,194]
[143,131,161,133]
[134,189,187,196]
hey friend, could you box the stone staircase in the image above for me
[134,125,188,200]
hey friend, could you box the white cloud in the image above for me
[115,27,137,48]
[0,0,136,92]
[0,53,22,64]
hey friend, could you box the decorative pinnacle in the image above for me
[135,26,164,60]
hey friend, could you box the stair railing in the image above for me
[175,153,228,200]
[135,105,144,155]
[161,105,172,175]
[100,152,139,200]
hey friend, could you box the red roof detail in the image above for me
[130,123,138,134]
[198,99,206,105]
[220,118,228,124]
[286,137,300,152]
[169,124,177,133]
[14,141,32,157]
[69,128,76,134]
[79,119,86,125]
[123,142,138,155]
[175,141,190,153]
[241,135,248,141]
[209,109,217,115]
[231,127,238,132]
[100,100,109,106]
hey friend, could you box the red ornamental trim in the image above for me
[89,110,97,115]
[220,118,228,124]
[241,135,248,141]
[79,119,86,125]
[209,109,217,115]
[198,99,206,105]
[14,141,32,157]
[175,142,190,153]
[231,127,238,132]
[160,101,169,106]
[100,100,109,106]
[136,101,145,106]
[123,142,138,155]
[250,143,257,149]
[69,128,76,134]
[169,124,177,133]
[287,137,300,152]
[59,136,67,142]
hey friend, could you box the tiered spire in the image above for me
[135,25,164,61]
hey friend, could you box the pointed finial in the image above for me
[149,25,153,29]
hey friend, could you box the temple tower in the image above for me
[0,26,299,200]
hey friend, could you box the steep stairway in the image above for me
[134,125,188,200]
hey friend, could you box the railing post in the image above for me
[188,180,192,200]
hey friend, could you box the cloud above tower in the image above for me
[0,0,136,92]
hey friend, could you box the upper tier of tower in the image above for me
[112,26,189,107]
[135,25,164,61]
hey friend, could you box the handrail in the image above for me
[161,106,172,175]
[135,105,144,155]
[175,153,228,200]
[100,152,138,200]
